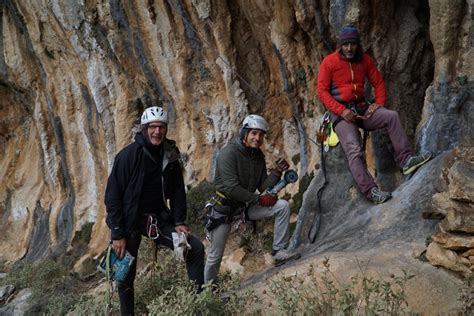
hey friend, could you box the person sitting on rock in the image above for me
[204,114,300,284]
[316,25,432,204]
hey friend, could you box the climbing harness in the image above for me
[203,193,241,241]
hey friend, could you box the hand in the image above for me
[175,225,191,238]
[275,158,290,173]
[112,238,127,259]
[367,103,381,114]
[258,193,278,207]
[341,108,356,122]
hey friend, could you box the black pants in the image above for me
[117,221,205,315]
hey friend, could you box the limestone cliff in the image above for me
[0,0,472,298]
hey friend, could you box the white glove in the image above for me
[171,232,192,262]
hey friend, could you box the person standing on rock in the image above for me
[316,25,432,204]
[204,114,300,284]
[104,106,204,315]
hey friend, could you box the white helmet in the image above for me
[141,106,168,125]
[241,114,268,133]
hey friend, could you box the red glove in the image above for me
[258,194,277,207]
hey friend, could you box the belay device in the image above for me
[266,169,299,195]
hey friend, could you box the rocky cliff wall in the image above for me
[0,0,472,267]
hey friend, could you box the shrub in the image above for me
[459,272,474,315]
[291,171,314,214]
[71,222,94,246]
[266,257,415,315]
[64,294,111,315]
[134,247,258,315]
[147,271,258,315]
[1,259,66,296]
[186,180,216,239]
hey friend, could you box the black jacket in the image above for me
[105,134,186,240]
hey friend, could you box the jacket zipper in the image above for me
[349,62,359,100]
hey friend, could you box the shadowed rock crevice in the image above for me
[228,1,270,112]
[24,202,51,262]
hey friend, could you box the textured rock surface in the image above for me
[0,0,441,261]
[0,0,473,313]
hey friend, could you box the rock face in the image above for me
[424,150,474,277]
[0,0,473,312]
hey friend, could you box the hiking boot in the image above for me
[367,187,392,205]
[402,152,433,175]
[272,249,301,267]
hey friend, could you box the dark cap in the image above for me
[338,25,360,45]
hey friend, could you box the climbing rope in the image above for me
[105,243,113,315]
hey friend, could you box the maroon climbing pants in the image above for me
[333,107,413,197]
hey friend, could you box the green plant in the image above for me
[43,292,82,315]
[71,222,94,245]
[147,271,258,315]
[1,259,67,295]
[238,225,273,254]
[0,259,79,314]
[456,74,468,86]
[291,171,314,213]
[65,294,112,315]
[459,272,474,315]
[186,180,216,239]
[266,257,415,315]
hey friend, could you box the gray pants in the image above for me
[334,107,413,197]
[204,199,290,284]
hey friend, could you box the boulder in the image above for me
[423,192,448,219]
[426,242,471,277]
[221,247,247,275]
[440,205,474,233]
[431,229,474,250]
[0,288,33,315]
[0,284,15,304]
[448,161,474,203]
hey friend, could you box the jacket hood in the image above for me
[134,132,147,146]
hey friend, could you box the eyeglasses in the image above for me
[147,124,167,131]
[147,215,159,239]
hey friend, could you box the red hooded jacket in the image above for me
[316,51,386,116]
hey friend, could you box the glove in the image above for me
[341,108,356,123]
[258,193,278,207]
[172,232,192,262]
[275,158,290,173]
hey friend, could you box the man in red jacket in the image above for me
[317,25,431,204]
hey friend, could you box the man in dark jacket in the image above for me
[105,106,204,315]
[317,25,432,204]
[204,114,300,284]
